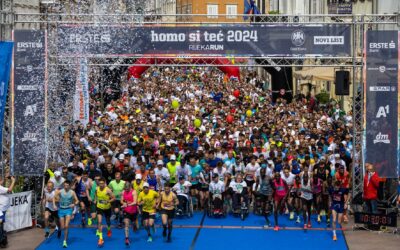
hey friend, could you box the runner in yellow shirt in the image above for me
[137,182,159,242]
[94,177,115,247]
[159,185,179,242]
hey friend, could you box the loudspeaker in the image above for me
[335,70,350,95]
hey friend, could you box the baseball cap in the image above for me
[212,173,219,178]
[335,154,340,158]
[119,154,125,160]
[261,163,267,168]
[135,174,142,180]
[170,155,176,161]
[157,160,164,165]
[54,171,61,177]
[178,175,185,180]
[143,182,149,188]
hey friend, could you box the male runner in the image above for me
[329,180,349,241]
[42,181,60,238]
[53,180,79,248]
[138,182,159,242]
[108,172,125,228]
[121,182,138,246]
[159,185,179,242]
[95,177,115,247]
[74,171,92,228]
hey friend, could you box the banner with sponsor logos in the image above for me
[73,58,89,126]
[4,191,32,232]
[365,31,399,178]
[12,30,46,176]
[0,42,13,160]
[56,25,351,57]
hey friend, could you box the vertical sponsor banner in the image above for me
[4,191,32,232]
[365,31,399,178]
[0,42,13,152]
[73,58,89,126]
[12,30,46,176]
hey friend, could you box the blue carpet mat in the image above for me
[36,212,347,250]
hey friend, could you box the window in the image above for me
[226,5,237,19]
[207,4,218,18]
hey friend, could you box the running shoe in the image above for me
[96,230,100,237]
[303,224,307,230]
[289,212,294,220]
[125,238,130,246]
[45,232,50,238]
[296,216,301,224]
[343,215,349,223]
[307,222,312,228]
[82,220,86,228]
[57,230,62,239]
[167,236,172,243]
[273,226,279,231]
[98,239,104,247]
[147,236,153,242]
[333,235,337,241]
[317,215,321,223]
[88,218,92,226]
[107,229,112,237]
[63,240,67,248]
[263,222,271,228]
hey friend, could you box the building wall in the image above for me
[177,0,245,23]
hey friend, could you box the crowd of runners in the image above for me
[42,67,357,248]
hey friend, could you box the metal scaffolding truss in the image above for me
[2,12,400,203]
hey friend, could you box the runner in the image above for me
[108,172,126,228]
[159,185,179,242]
[74,171,92,228]
[300,173,313,230]
[271,172,288,231]
[312,174,323,223]
[167,155,180,187]
[120,182,138,246]
[88,173,101,226]
[95,177,115,247]
[53,180,79,248]
[137,182,159,242]
[329,180,349,241]
[42,181,60,238]
[254,167,273,227]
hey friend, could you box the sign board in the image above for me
[4,191,33,232]
[57,25,351,57]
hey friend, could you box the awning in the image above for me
[294,67,335,82]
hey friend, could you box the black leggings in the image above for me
[212,195,223,210]
[302,198,312,224]
[232,192,248,210]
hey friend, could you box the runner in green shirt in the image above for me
[108,172,126,228]
[88,174,100,226]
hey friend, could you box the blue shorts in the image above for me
[0,211,6,222]
[331,203,344,213]
[58,208,73,218]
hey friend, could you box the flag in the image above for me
[243,0,260,20]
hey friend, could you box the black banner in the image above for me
[12,30,46,176]
[57,25,351,57]
[365,31,399,178]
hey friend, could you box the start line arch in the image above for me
[6,12,400,205]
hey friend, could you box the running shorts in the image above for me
[96,208,112,218]
[58,208,73,218]
[141,211,156,220]
[45,208,59,219]
[331,203,344,213]
[123,211,138,222]
[160,209,175,219]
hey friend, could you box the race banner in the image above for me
[57,25,351,57]
[4,191,33,232]
[73,58,89,126]
[365,31,399,178]
[12,30,46,176]
[0,42,13,155]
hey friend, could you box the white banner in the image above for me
[73,58,89,126]
[4,191,32,232]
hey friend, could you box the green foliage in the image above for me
[268,10,280,15]
[315,92,330,104]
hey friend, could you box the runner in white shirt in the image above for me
[245,156,260,201]
[49,171,65,190]
[229,174,248,212]
[42,181,60,238]
[212,162,227,182]
[154,160,170,190]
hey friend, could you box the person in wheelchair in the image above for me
[228,173,248,213]
[172,176,192,215]
[209,173,225,215]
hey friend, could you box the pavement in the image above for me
[3,217,400,250]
